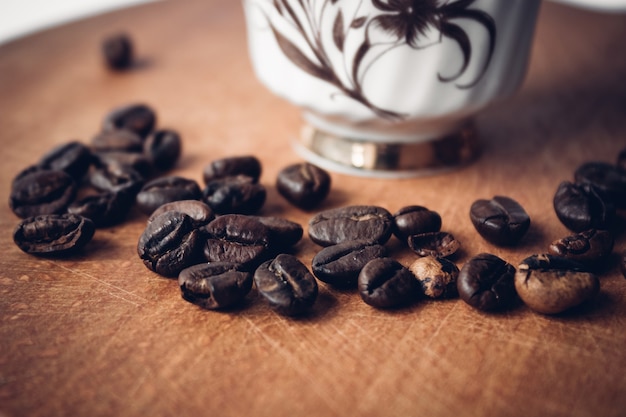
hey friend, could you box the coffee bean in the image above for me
[89,164,145,197]
[103,104,156,139]
[92,151,153,178]
[515,254,599,314]
[144,129,181,172]
[178,262,253,309]
[575,161,626,209]
[308,205,393,247]
[409,256,459,299]
[102,33,134,70]
[358,258,419,308]
[457,253,516,311]
[203,156,262,184]
[392,206,441,241]
[10,169,76,218]
[13,214,95,256]
[202,175,266,215]
[312,240,387,287]
[136,176,201,215]
[148,200,215,227]
[68,191,133,227]
[470,196,530,246]
[91,130,144,153]
[254,254,318,316]
[553,181,615,232]
[201,214,270,269]
[39,141,92,180]
[549,229,614,266]
[137,211,202,277]
[407,232,460,258]
[254,216,303,251]
[276,162,331,210]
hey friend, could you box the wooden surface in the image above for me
[1,1,626,416]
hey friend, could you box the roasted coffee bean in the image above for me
[92,151,153,178]
[254,254,318,316]
[103,103,156,139]
[39,141,92,180]
[407,232,460,258]
[358,258,419,308]
[13,214,95,256]
[137,211,202,277]
[553,181,614,232]
[392,205,441,241]
[102,33,133,70]
[254,216,303,251]
[89,164,144,197]
[68,191,133,227]
[515,254,599,314]
[144,129,181,172]
[276,162,331,210]
[457,253,517,311]
[203,155,262,184]
[202,214,270,269]
[549,229,614,266]
[10,170,76,218]
[308,205,393,247]
[575,161,626,209]
[618,148,626,171]
[148,200,215,227]
[409,256,459,299]
[11,165,46,188]
[202,175,266,215]
[178,262,253,309]
[470,196,530,246]
[312,240,387,287]
[91,129,144,153]
[136,176,201,215]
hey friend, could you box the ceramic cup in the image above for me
[243,0,542,177]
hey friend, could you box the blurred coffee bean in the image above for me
[308,205,393,247]
[470,196,530,246]
[276,162,331,210]
[358,258,419,309]
[202,175,266,215]
[203,155,262,184]
[91,129,144,153]
[89,164,144,197]
[10,169,76,218]
[553,181,614,232]
[392,205,441,241]
[144,129,181,172]
[549,229,614,266]
[13,214,95,256]
[457,253,517,311]
[92,151,153,178]
[67,191,133,227]
[575,161,626,209]
[407,231,460,258]
[312,240,387,287]
[39,141,92,180]
[102,33,134,70]
[136,176,201,215]
[254,216,303,252]
[179,262,253,310]
[103,103,156,139]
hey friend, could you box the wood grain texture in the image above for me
[1,1,625,416]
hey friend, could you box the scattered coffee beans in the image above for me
[407,231,460,258]
[144,129,182,172]
[392,205,441,241]
[312,240,387,287]
[254,254,318,316]
[358,258,418,308]
[457,253,516,311]
[203,155,262,183]
[202,175,266,215]
[276,162,331,210]
[549,229,614,266]
[515,254,599,314]
[136,176,201,215]
[470,196,530,246]
[13,214,95,256]
[148,200,215,227]
[102,33,134,70]
[38,141,92,180]
[409,256,459,299]
[575,161,626,209]
[103,103,156,139]
[308,205,393,247]
[178,262,253,309]
[553,181,614,232]
[10,169,77,218]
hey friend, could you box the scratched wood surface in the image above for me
[1,1,625,416]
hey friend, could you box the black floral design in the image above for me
[263,0,496,119]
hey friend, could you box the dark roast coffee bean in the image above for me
[202,214,270,269]
[515,254,599,314]
[553,181,614,232]
[136,176,201,215]
[148,200,215,227]
[407,232,460,258]
[39,141,92,180]
[409,256,459,299]
[392,205,441,241]
[312,240,387,287]
[575,161,626,209]
[470,196,530,246]
[89,164,145,197]
[203,156,262,184]
[92,151,153,178]
[13,213,95,256]
[617,148,626,171]
[10,170,76,218]
[91,130,144,153]
[102,33,133,70]
[144,129,181,172]
[308,205,393,247]
[276,162,331,210]
[68,191,133,227]
[137,211,202,277]
[178,262,253,309]
[358,258,419,308]
[457,253,516,311]
[11,165,46,188]
[202,175,266,215]
[549,229,614,266]
[103,103,156,139]
[254,254,318,316]
[254,216,303,251]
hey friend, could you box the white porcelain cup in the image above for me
[243,0,542,177]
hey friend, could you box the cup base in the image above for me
[293,122,480,178]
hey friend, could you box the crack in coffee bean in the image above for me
[308,205,393,247]
[253,216,303,252]
[202,175,266,215]
[179,262,253,309]
[358,257,419,308]
[553,181,615,232]
[148,200,215,228]
[10,169,77,218]
[203,155,262,184]
[407,231,460,258]
[457,253,517,311]
[470,196,530,246]
[144,129,181,172]
[312,240,387,287]
[13,213,95,256]
[549,229,614,266]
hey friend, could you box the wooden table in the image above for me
[1,1,625,416]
